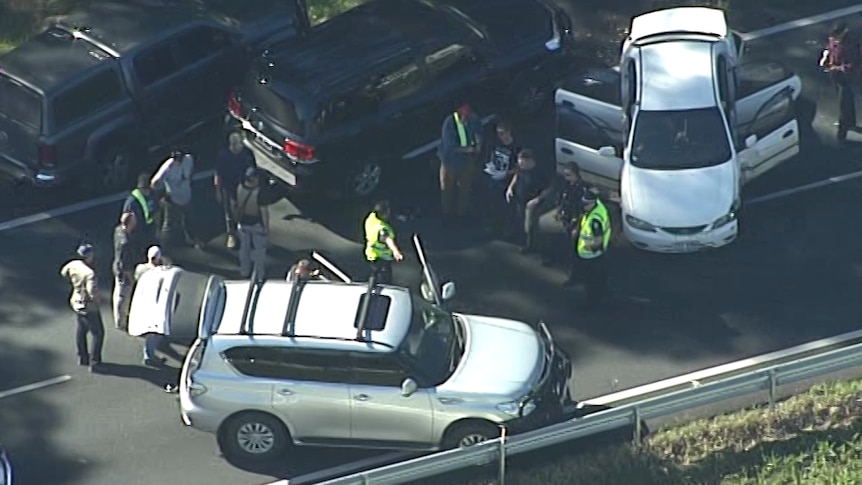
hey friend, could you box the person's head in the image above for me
[147,245,163,265]
[136,173,151,194]
[76,243,94,264]
[495,119,514,144]
[517,149,537,170]
[228,132,243,154]
[456,101,472,119]
[373,200,391,219]
[243,166,260,187]
[831,23,849,41]
[581,190,598,211]
[120,211,137,232]
[560,163,581,184]
[170,148,184,163]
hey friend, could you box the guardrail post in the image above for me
[633,407,642,448]
[498,425,507,485]
[768,369,777,411]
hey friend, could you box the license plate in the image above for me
[673,242,702,251]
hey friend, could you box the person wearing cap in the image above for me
[364,200,404,284]
[286,258,321,282]
[233,167,270,280]
[112,211,138,330]
[59,243,104,371]
[437,101,483,224]
[573,191,612,308]
[215,132,257,249]
[122,173,159,252]
[134,246,168,366]
[151,149,200,248]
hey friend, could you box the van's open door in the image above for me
[127,267,213,341]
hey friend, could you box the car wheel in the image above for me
[510,78,550,115]
[98,150,131,192]
[346,160,383,199]
[220,412,289,463]
[443,421,500,449]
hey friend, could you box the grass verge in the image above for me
[418,379,862,485]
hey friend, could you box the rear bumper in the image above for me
[0,153,67,188]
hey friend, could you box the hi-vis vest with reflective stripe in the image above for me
[364,211,394,261]
[453,111,469,147]
[577,200,611,259]
[131,188,153,224]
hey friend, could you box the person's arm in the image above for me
[85,272,100,305]
[506,172,518,201]
[381,229,404,260]
[185,155,195,181]
[150,160,169,190]
[588,218,605,251]
[60,263,69,280]
[213,151,224,187]
[119,241,137,278]
[260,202,270,234]
[439,117,457,160]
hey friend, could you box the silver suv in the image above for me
[133,236,574,463]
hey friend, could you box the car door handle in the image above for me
[277,389,294,396]
[782,130,794,139]
[561,148,574,155]
[353,394,370,401]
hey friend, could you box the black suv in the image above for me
[228,0,573,199]
[0,0,308,192]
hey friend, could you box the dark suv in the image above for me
[228,0,573,199]
[0,0,307,192]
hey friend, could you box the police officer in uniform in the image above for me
[364,201,404,284]
[122,173,159,252]
[574,192,611,309]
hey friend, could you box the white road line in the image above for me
[746,169,862,205]
[581,329,862,406]
[741,4,862,41]
[262,451,417,485]
[0,170,214,233]
[0,375,72,400]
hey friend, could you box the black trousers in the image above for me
[368,259,393,285]
[838,80,857,139]
[76,311,105,364]
[579,255,609,306]
[219,185,238,237]
[158,199,195,246]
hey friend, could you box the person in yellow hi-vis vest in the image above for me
[437,101,483,224]
[364,200,404,284]
[574,191,611,309]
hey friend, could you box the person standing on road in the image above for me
[820,23,862,142]
[481,118,520,235]
[122,174,159,253]
[112,212,137,330]
[437,102,483,225]
[364,200,404,285]
[134,245,168,367]
[506,149,551,253]
[538,164,594,271]
[151,149,200,249]
[59,243,104,371]
[573,191,612,308]
[233,167,270,280]
[215,133,256,249]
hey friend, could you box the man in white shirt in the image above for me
[134,245,168,366]
[151,149,201,249]
[59,243,104,371]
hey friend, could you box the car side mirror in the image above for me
[420,282,435,303]
[441,282,456,301]
[401,378,418,397]
[745,135,757,149]
[597,146,616,157]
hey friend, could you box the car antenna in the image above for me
[354,274,379,341]
[239,270,263,335]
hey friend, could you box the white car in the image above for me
[554,7,801,253]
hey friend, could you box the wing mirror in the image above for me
[441,281,456,301]
[597,146,616,157]
[744,135,757,149]
[401,378,418,397]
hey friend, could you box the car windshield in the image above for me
[630,108,731,170]
[399,295,464,386]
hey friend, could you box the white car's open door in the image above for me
[127,266,216,341]
[735,60,802,183]
[554,67,625,194]
[412,235,455,307]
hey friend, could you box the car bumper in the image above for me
[624,219,738,253]
[0,153,66,188]
[178,394,224,435]
[506,349,577,434]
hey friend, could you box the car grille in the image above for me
[662,225,707,235]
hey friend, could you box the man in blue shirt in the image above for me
[215,132,256,248]
[437,102,483,224]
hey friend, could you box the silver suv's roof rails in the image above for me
[288,334,394,349]
[354,274,381,340]
[281,270,311,337]
[239,271,265,335]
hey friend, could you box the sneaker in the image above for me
[89,362,102,373]
[143,357,166,367]
[226,234,236,249]
[164,384,179,394]
[77,357,90,367]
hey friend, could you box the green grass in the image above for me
[434,379,862,485]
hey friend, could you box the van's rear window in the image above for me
[0,74,42,130]
[243,77,307,137]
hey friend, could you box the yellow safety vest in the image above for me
[453,111,469,147]
[577,200,611,259]
[131,188,153,224]
[364,211,395,262]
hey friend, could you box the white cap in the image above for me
[147,246,162,261]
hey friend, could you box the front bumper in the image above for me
[506,349,576,433]
[624,219,738,253]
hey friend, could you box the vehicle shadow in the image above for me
[223,446,388,481]
[95,362,179,391]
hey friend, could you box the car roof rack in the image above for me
[288,334,394,349]
[354,274,390,341]
[281,272,310,337]
[239,271,265,335]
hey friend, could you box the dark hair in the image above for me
[496,118,513,133]
[373,200,390,214]
[561,163,580,176]
[519,148,535,161]
[831,23,849,39]
[136,173,150,188]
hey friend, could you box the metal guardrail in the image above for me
[316,341,862,485]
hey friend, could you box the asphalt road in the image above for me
[3,11,862,485]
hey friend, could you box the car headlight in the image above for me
[496,400,537,417]
[712,201,741,229]
[624,214,657,232]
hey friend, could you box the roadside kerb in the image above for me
[312,340,862,485]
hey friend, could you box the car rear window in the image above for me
[242,75,309,137]
[52,68,125,130]
[0,74,42,130]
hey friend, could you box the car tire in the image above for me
[509,76,551,116]
[442,420,501,450]
[345,159,384,199]
[219,412,290,463]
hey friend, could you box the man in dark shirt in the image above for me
[505,149,550,252]
[215,132,257,249]
[481,119,520,234]
[112,212,138,330]
[821,23,862,141]
[537,163,594,271]
[122,173,159,256]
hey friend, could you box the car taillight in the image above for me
[38,144,56,168]
[228,91,242,117]
[283,139,315,161]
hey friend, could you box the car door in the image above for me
[347,352,434,447]
[366,54,429,159]
[554,88,624,193]
[266,348,353,442]
[129,40,193,143]
[734,60,801,183]
[127,267,213,340]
